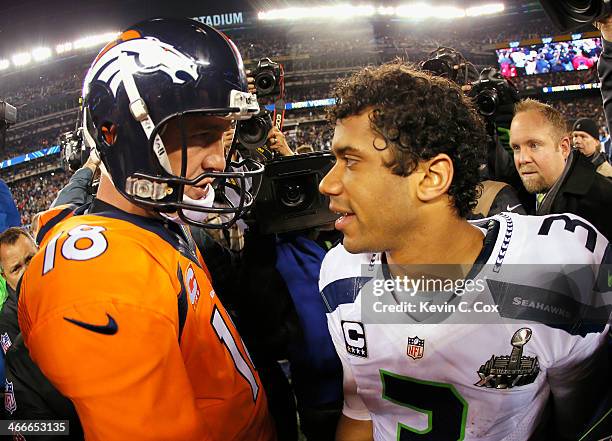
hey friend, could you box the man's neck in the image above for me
[385,213,484,280]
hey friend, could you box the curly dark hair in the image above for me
[328,60,487,218]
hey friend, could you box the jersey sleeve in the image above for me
[326,310,371,421]
[32,204,76,245]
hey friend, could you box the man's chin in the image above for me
[342,237,377,255]
[521,177,548,194]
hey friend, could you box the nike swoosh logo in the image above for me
[64,313,118,335]
[506,204,522,212]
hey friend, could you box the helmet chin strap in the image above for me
[160,184,216,225]
[119,51,173,174]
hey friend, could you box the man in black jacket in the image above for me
[510,99,612,240]
[572,117,612,177]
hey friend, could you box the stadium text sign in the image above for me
[193,12,244,28]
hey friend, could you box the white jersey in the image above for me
[320,212,610,441]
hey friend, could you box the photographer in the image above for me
[218,73,344,440]
[51,149,100,208]
[267,126,294,157]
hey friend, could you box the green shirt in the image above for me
[0,276,8,311]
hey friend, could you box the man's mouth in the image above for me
[190,184,211,200]
[330,205,355,230]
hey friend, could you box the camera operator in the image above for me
[51,149,100,208]
[266,126,294,157]
[217,74,344,440]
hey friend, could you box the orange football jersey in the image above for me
[19,205,276,441]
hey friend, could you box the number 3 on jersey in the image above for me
[381,370,468,440]
[43,225,108,274]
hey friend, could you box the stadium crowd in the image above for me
[9,170,67,226]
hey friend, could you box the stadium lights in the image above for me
[31,47,52,62]
[56,42,73,54]
[12,52,32,66]
[377,6,395,15]
[258,2,504,21]
[73,32,119,50]
[466,3,505,17]
[0,31,117,73]
[56,32,117,55]
[395,4,465,19]
[258,4,375,20]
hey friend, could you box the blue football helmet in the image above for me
[82,17,263,228]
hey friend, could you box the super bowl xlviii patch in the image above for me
[475,327,540,389]
[407,336,425,360]
[184,264,201,309]
[1,332,11,354]
[5,379,16,414]
[341,321,368,358]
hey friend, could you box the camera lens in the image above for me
[255,72,276,95]
[237,114,272,150]
[476,90,499,117]
[563,0,598,14]
[280,183,306,208]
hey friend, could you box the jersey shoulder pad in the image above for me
[319,244,376,313]
[501,212,608,263]
[34,204,77,245]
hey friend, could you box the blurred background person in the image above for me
[572,117,612,177]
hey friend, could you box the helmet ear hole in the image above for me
[101,122,117,146]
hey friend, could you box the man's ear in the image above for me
[559,136,571,160]
[415,153,454,202]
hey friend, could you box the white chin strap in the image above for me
[161,184,216,225]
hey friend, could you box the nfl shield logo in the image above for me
[1,333,11,354]
[184,264,201,309]
[407,336,425,360]
[5,380,16,414]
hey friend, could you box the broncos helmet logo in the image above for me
[83,34,199,98]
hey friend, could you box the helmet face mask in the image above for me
[82,18,262,228]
